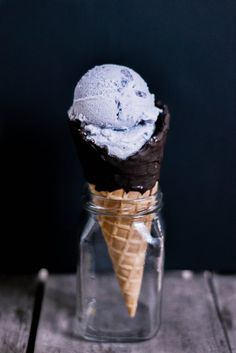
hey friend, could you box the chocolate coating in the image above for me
[69,102,170,193]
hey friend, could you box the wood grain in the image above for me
[0,276,35,353]
[34,272,231,353]
[212,274,236,352]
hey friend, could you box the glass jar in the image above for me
[76,185,165,342]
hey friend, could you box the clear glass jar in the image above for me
[76,185,165,342]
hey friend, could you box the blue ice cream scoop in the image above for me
[68,64,162,160]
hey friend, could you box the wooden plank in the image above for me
[0,276,36,353]
[35,271,230,353]
[212,273,236,352]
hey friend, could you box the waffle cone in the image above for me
[89,182,158,317]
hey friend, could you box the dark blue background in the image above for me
[1,0,236,273]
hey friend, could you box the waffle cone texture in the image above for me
[89,182,158,317]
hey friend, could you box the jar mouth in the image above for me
[83,189,163,217]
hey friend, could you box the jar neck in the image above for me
[82,184,162,218]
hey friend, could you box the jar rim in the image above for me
[82,187,163,217]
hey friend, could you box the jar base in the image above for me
[76,299,161,343]
[80,326,161,343]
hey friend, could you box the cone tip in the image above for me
[128,305,137,318]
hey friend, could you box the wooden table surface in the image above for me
[0,271,235,353]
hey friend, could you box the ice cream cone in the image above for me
[89,182,158,317]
